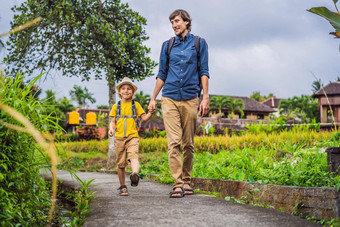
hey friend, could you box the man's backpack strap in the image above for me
[167,37,175,56]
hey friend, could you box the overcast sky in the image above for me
[1,0,339,108]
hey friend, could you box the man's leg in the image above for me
[161,97,183,190]
[180,97,198,192]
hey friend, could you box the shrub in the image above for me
[0,73,62,225]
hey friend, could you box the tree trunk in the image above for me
[107,81,116,170]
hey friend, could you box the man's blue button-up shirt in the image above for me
[156,33,209,101]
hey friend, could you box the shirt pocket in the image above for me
[187,46,197,64]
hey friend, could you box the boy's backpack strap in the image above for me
[131,100,141,129]
[115,101,121,123]
[115,100,139,137]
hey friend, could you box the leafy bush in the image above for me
[0,73,62,225]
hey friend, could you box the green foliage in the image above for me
[249,91,274,102]
[245,120,321,135]
[308,2,340,38]
[62,173,96,226]
[134,91,150,111]
[278,95,319,123]
[69,85,96,108]
[97,105,109,109]
[209,96,245,118]
[0,73,62,225]
[4,0,156,84]
[209,96,229,116]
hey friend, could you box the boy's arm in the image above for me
[108,117,116,137]
[140,112,153,122]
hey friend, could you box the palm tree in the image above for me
[57,96,75,113]
[69,85,96,108]
[209,96,229,116]
[225,97,245,119]
[134,91,150,110]
[311,79,323,93]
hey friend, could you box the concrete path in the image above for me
[56,170,320,227]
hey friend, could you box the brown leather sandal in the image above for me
[169,187,184,198]
[117,185,129,196]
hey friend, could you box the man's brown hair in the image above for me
[169,9,192,32]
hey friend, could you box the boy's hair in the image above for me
[169,9,192,32]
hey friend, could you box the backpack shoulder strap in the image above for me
[115,101,121,123]
[167,37,175,56]
[131,100,136,116]
[194,35,201,69]
[194,36,203,97]
[166,37,175,72]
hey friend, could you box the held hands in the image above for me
[148,99,157,115]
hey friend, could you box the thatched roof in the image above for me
[261,97,285,108]
[206,95,275,113]
[312,82,340,97]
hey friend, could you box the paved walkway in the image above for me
[55,170,320,227]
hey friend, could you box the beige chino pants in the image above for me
[161,96,198,188]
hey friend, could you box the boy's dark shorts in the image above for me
[114,137,139,168]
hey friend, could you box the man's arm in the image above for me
[148,78,165,112]
[198,75,209,116]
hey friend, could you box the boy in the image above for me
[109,77,154,196]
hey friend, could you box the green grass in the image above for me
[57,129,340,188]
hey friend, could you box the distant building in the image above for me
[206,95,275,120]
[261,97,285,117]
[312,81,340,123]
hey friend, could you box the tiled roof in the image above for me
[261,97,285,108]
[207,95,275,113]
[313,82,340,97]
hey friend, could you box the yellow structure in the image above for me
[86,112,96,125]
[69,111,79,125]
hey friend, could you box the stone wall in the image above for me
[190,177,339,220]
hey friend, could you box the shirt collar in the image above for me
[175,32,191,42]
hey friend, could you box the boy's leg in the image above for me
[130,159,139,173]
[126,137,140,173]
[114,137,128,191]
[126,137,140,186]
[117,167,126,186]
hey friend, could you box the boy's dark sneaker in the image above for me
[130,172,140,187]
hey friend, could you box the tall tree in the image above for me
[209,96,229,116]
[311,79,324,93]
[278,95,319,123]
[57,96,75,113]
[225,97,245,119]
[134,91,150,111]
[4,0,156,168]
[250,91,274,102]
[69,85,96,108]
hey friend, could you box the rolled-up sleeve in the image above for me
[156,40,169,81]
[199,38,209,78]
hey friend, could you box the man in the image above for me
[148,9,209,198]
